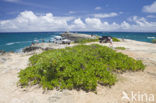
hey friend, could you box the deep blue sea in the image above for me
[0,32,156,52]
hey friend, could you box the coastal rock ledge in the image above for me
[22,33,98,52]
[61,32,97,41]
[22,46,41,53]
[0,50,5,55]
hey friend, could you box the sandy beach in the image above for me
[0,39,156,103]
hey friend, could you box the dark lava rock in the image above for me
[0,50,5,55]
[23,46,41,52]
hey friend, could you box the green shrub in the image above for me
[115,47,126,50]
[74,38,99,44]
[18,44,145,91]
[152,39,156,43]
[112,37,120,42]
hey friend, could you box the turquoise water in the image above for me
[0,32,156,52]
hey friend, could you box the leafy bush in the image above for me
[112,37,120,42]
[115,47,126,50]
[152,39,156,43]
[74,38,99,44]
[18,44,145,91]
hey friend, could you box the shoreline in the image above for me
[1,38,155,54]
[0,38,154,54]
[0,32,156,53]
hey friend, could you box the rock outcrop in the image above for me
[22,46,41,53]
[61,32,97,41]
[22,43,68,53]
[0,50,5,55]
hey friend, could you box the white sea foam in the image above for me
[147,37,155,39]
[6,42,21,45]
[34,40,39,42]
[6,41,32,46]
[6,42,15,45]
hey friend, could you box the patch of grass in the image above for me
[115,47,126,50]
[152,39,156,43]
[112,37,120,42]
[18,44,145,92]
[74,38,99,44]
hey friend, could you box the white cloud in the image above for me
[4,0,49,9]
[129,16,151,27]
[125,16,156,31]
[121,21,130,29]
[69,18,85,30]
[0,11,74,32]
[147,15,156,18]
[73,18,85,27]
[93,12,118,18]
[0,11,156,32]
[85,18,103,29]
[95,6,102,10]
[4,0,19,3]
[69,11,75,14]
[119,12,123,14]
[84,18,120,31]
[143,1,156,13]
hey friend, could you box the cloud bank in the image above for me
[95,6,102,10]
[4,0,19,3]
[0,11,156,32]
[93,12,118,18]
[143,1,156,13]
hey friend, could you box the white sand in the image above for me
[0,39,156,103]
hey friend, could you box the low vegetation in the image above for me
[74,38,99,44]
[115,47,126,50]
[18,44,145,92]
[152,39,156,43]
[112,37,120,42]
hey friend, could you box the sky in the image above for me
[0,0,156,32]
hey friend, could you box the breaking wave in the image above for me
[6,41,32,46]
[147,37,155,39]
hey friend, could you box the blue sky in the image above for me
[0,0,156,32]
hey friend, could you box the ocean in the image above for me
[0,32,156,52]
